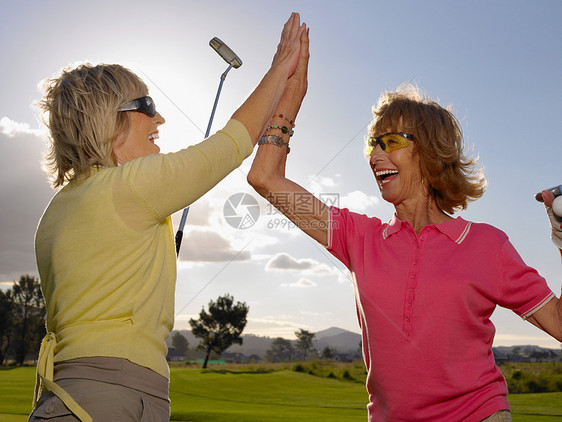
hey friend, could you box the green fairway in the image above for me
[510,392,562,421]
[1,366,561,421]
[0,366,36,420]
[169,368,367,421]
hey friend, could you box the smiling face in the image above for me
[112,109,166,164]
[369,128,424,206]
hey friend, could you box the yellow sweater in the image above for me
[35,119,252,380]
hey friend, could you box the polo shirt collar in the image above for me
[384,214,472,244]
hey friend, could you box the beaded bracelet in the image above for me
[258,134,291,154]
[267,124,294,137]
[273,113,295,127]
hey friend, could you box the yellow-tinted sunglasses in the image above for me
[367,132,414,155]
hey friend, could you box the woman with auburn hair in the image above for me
[248,49,562,420]
[30,13,308,422]
[369,87,485,214]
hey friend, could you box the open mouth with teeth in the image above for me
[375,169,399,185]
[148,132,159,144]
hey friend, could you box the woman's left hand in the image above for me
[271,13,307,79]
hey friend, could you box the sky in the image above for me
[0,0,561,348]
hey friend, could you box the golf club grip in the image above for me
[175,230,183,255]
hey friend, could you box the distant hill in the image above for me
[314,327,361,354]
[492,345,562,362]
[167,327,361,359]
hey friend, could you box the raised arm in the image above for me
[526,189,562,341]
[247,26,330,246]
[232,13,306,145]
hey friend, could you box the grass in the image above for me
[0,366,36,419]
[510,393,562,421]
[170,368,366,421]
[1,363,561,421]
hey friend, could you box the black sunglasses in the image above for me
[118,96,156,117]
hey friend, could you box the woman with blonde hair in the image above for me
[30,13,308,422]
[248,47,562,420]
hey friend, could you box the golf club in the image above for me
[175,38,243,255]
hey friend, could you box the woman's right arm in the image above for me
[247,25,331,246]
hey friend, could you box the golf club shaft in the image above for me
[175,64,236,255]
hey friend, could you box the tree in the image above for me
[295,329,315,361]
[172,332,189,358]
[11,275,46,364]
[265,337,294,362]
[189,294,249,369]
[321,346,335,360]
[0,289,14,365]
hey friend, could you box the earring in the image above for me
[421,178,429,197]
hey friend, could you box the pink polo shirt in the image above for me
[327,207,555,422]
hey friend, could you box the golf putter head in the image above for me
[210,37,242,69]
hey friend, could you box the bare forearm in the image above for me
[248,145,329,246]
[247,140,288,194]
[553,297,562,342]
[527,296,562,342]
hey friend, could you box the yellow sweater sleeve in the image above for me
[115,118,252,225]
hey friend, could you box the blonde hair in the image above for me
[369,85,486,214]
[38,63,148,187]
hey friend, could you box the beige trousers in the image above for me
[480,410,512,422]
[29,358,170,422]
[29,378,169,421]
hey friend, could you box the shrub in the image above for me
[342,370,353,380]
[292,363,305,373]
[502,362,562,394]
[511,370,523,380]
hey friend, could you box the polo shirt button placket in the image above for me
[403,234,422,342]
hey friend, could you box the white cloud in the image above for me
[340,190,380,212]
[265,252,329,274]
[244,316,314,339]
[281,277,318,288]
[0,117,43,138]
[173,199,213,227]
[178,228,251,262]
[306,175,339,196]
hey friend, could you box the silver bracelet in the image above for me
[258,134,290,153]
